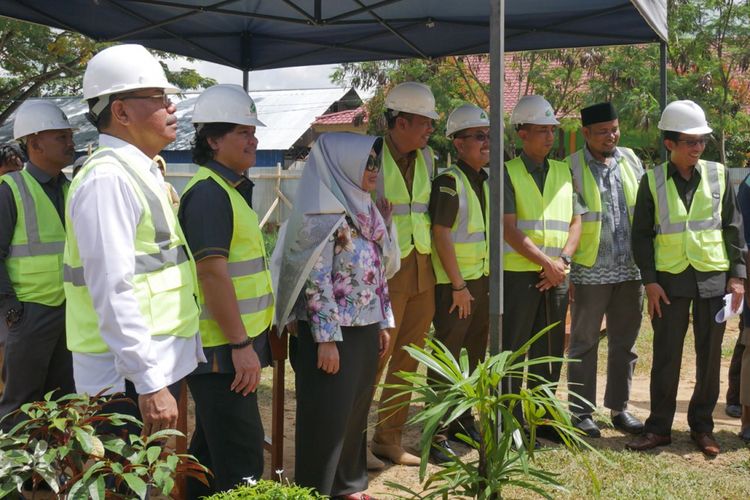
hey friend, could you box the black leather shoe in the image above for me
[573,416,601,438]
[612,412,644,434]
[726,404,742,418]
[739,427,750,443]
[449,421,482,447]
[535,425,563,443]
[429,439,456,465]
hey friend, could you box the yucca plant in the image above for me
[382,325,600,499]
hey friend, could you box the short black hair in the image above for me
[191,122,238,165]
[86,98,113,132]
[662,130,681,143]
[385,110,417,130]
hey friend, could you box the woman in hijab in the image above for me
[274,132,399,500]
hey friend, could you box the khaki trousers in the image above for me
[373,282,435,446]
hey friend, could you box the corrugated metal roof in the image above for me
[0,87,357,151]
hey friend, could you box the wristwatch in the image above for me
[560,253,572,266]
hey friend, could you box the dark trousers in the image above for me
[432,276,489,437]
[0,302,74,430]
[567,280,643,415]
[186,373,265,499]
[726,315,744,405]
[501,271,568,417]
[294,321,379,497]
[644,295,725,435]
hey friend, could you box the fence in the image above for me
[166,163,303,228]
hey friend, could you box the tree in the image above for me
[0,18,217,126]
[667,0,750,166]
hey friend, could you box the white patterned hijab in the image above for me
[271,132,399,329]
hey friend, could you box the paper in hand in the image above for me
[715,293,741,323]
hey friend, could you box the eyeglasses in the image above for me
[456,132,490,142]
[115,93,172,108]
[677,137,708,147]
[365,154,381,173]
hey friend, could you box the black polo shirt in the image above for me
[178,160,270,372]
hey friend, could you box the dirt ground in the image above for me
[183,317,748,498]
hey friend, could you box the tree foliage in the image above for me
[332,0,750,167]
[0,18,217,127]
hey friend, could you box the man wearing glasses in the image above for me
[64,44,204,436]
[627,100,745,456]
[565,102,646,438]
[426,103,490,462]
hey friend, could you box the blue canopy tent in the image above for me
[0,0,667,477]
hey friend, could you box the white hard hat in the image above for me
[446,103,490,138]
[384,82,439,120]
[13,100,76,141]
[510,95,560,126]
[83,44,179,118]
[657,100,713,135]
[192,84,265,128]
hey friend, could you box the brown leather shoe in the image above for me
[691,431,720,457]
[625,432,671,451]
[371,441,421,466]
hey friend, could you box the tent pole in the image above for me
[660,40,668,161]
[488,0,505,358]
[243,70,249,91]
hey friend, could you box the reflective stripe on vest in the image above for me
[568,147,640,266]
[503,157,573,272]
[2,170,67,305]
[647,160,729,274]
[183,166,275,346]
[379,143,433,257]
[64,148,199,354]
[431,166,489,284]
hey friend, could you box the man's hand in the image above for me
[449,287,474,319]
[138,387,178,436]
[230,344,261,396]
[317,341,340,374]
[539,259,566,288]
[645,282,670,319]
[376,197,393,227]
[378,329,390,359]
[727,277,745,314]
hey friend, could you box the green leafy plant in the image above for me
[0,391,209,499]
[205,478,326,499]
[382,325,600,499]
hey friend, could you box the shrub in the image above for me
[0,391,209,499]
[205,478,326,499]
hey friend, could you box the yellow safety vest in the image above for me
[568,147,640,266]
[183,166,274,347]
[647,160,729,274]
[504,157,573,272]
[64,148,200,354]
[431,165,489,284]
[1,169,67,306]
[380,143,433,258]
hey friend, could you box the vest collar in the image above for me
[667,160,701,182]
[519,151,546,173]
[99,134,155,174]
[384,133,417,166]
[456,159,488,183]
[205,160,253,189]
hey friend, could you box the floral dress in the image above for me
[295,217,395,342]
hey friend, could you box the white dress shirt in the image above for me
[67,134,205,396]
